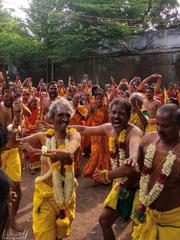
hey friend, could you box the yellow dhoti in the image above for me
[145,123,156,133]
[104,182,120,209]
[131,190,140,224]
[132,206,180,240]
[104,182,138,222]
[1,148,21,182]
[33,181,76,240]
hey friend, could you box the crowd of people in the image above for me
[0,70,179,240]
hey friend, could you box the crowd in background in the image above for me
[0,70,180,239]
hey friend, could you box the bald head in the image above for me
[157,104,180,126]
[156,104,180,142]
[130,92,144,101]
[129,92,144,109]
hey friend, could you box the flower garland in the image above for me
[7,123,21,133]
[109,129,128,184]
[35,128,76,209]
[135,143,176,223]
[109,129,126,169]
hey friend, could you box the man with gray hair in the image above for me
[20,98,81,240]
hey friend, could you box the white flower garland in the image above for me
[52,163,65,207]
[7,123,21,133]
[109,130,128,184]
[110,148,126,170]
[139,144,176,207]
[35,130,76,208]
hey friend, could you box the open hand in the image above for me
[151,73,162,79]
[8,190,17,206]
[124,157,139,171]
[93,169,109,184]
[13,100,23,114]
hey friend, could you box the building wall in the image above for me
[127,28,180,51]
[53,53,179,87]
[23,28,180,86]
[51,29,180,86]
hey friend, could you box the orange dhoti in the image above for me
[82,104,110,177]
[82,135,111,177]
[69,105,87,174]
[25,106,42,170]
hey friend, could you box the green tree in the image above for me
[0,7,40,70]
[26,0,179,64]
[0,0,179,73]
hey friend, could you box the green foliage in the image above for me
[0,0,179,69]
[25,0,179,63]
[0,8,40,69]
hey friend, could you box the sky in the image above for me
[2,0,29,19]
[2,0,180,19]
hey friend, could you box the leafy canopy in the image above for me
[0,0,179,68]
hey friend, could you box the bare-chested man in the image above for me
[43,81,59,115]
[20,99,81,240]
[0,87,31,230]
[0,85,31,127]
[42,81,60,125]
[71,98,143,240]
[129,93,148,131]
[132,104,180,240]
[142,86,161,132]
[57,79,66,97]
[0,101,25,231]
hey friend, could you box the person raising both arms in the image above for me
[142,86,161,132]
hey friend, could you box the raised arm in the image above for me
[22,103,31,117]
[129,76,139,86]
[69,123,108,137]
[128,126,144,164]
[154,75,162,93]
[110,75,118,88]
[131,97,148,130]
[137,73,161,92]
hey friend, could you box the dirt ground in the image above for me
[16,158,129,240]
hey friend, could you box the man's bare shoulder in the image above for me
[142,132,159,149]
[153,98,161,106]
[128,123,143,137]
[101,123,112,129]
[0,102,7,112]
[101,123,113,136]
[69,129,81,140]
